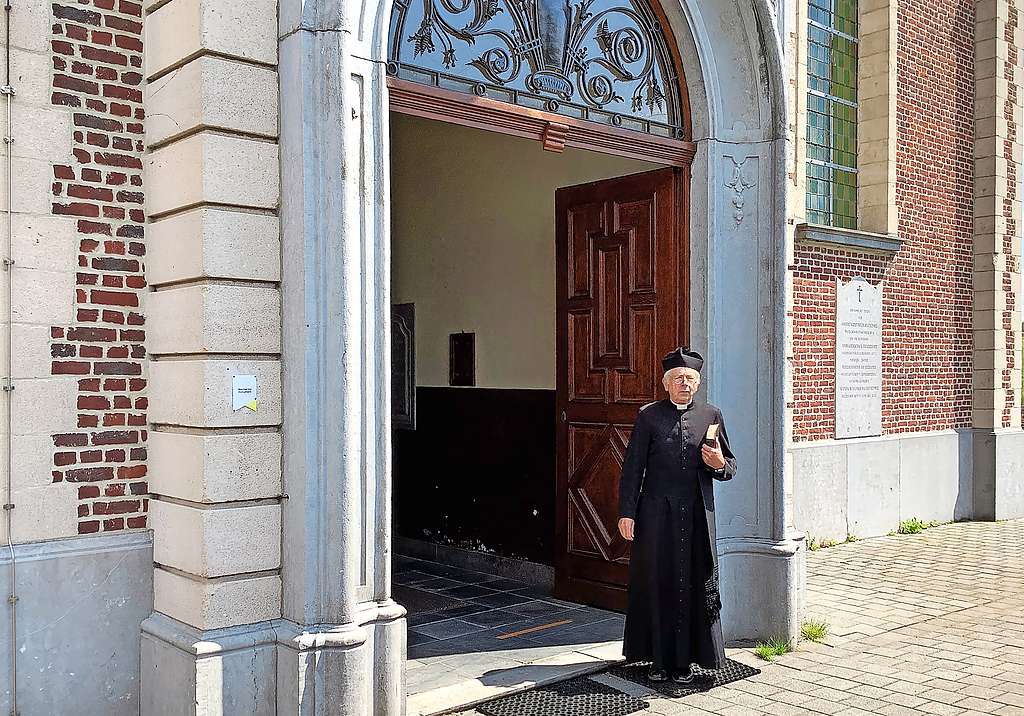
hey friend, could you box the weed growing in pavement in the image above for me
[754,637,793,662]
[800,620,829,643]
[897,517,943,535]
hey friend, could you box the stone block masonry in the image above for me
[47,0,148,534]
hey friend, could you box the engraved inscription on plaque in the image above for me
[835,277,882,439]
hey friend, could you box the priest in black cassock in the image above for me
[617,347,737,684]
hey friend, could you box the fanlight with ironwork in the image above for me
[388,0,685,139]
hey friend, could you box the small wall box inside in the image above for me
[449,332,475,387]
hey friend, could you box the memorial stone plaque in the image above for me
[835,277,882,438]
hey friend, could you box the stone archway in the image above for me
[274,0,801,712]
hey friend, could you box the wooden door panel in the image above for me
[614,307,658,404]
[555,167,688,611]
[617,201,656,294]
[568,312,606,401]
[594,236,628,368]
[568,203,602,300]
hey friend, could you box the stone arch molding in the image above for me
[276,0,798,712]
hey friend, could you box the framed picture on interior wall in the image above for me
[449,332,475,387]
[391,303,416,430]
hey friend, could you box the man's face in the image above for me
[662,367,701,404]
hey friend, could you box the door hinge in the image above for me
[2,377,13,393]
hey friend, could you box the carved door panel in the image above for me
[554,167,688,610]
[392,303,416,430]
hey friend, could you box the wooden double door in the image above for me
[554,167,689,611]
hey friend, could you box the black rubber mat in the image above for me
[609,658,761,698]
[393,583,465,616]
[476,676,648,716]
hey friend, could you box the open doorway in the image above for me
[389,111,690,707]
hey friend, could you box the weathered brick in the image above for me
[68,184,112,200]
[92,500,139,515]
[73,113,121,132]
[52,91,81,107]
[53,74,98,94]
[81,45,126,66]
[52,361,90,375]
[102,84,140,103]
[53,4,102,25]
[90,430,138,446]
[53,202,100,217]
[93,151,142,169]
[78,220,111,235]
[118,465,146,480]
[90,289,138,307]
[65,467,115,482]
[104,16,140,34]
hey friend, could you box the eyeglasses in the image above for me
[668,375,699,386]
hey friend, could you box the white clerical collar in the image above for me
[671,400,692,411]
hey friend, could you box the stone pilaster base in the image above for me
[972,428,1024,520]
[275,601,407,716]
[141,614,279,715]
[718,536,806,645]
[141,602,407,715]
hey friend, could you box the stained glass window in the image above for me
[806,0,858,229]
[388,0,685,139]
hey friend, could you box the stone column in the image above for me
[275,1,406,713]
[857,0,898,235]
[140,0,285,712]
[973,0,1024,520]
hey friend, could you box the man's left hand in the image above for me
[701,443,726,470]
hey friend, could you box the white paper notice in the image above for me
[232,374,258,412]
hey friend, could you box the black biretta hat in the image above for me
[662,347,704,373]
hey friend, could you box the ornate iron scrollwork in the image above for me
[389,0,684,138]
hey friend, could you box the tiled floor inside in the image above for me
[395,555,626,714]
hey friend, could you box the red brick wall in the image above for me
[791,0,975,441]
[48,0,148,533]
[999,0,1020,427]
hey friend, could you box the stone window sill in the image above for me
[795,223,903,256]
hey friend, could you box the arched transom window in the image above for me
[388,0,686,139]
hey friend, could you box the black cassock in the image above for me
[618,398,737,672]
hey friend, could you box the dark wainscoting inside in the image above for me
[394,387,556,565]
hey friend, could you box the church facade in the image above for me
[0,0,1020,712]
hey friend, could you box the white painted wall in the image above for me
[390,113,661,389]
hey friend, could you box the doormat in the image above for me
[393,584,465,617]
[476,676,648,716]
[608,658,761,698]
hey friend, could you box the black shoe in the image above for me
[647,668,668,682]
[671,668,695,684]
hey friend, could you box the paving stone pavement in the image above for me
[455,519,1024,715]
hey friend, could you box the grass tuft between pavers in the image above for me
[800,620,829,643]
[754,636,793,662]
[891,517,946,535]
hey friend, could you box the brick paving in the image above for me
[453,519,1024,715]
